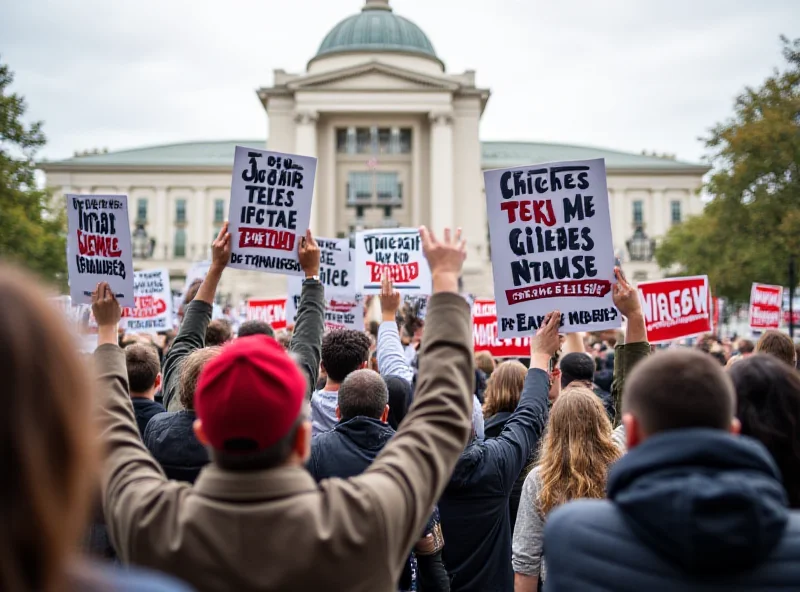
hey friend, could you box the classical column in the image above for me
[651,188,665,237]
[412,121,423,226]
[294,110,319,234]
[429,112,455,234]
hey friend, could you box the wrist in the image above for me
[207,265,225,278]
[530,353,552,371]
[303,269,320,279]
[97,324,118,345]
[431,271,459,294]
[381,312,397,323]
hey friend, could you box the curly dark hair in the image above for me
[321,329,372,383]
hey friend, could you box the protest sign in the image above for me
[228,146,317,275]
[484,159,619,337]
[354,228,432,295]
[121,269,173,334]
[286,237,355,299]
[246,298,287,330]
[182,260,211,296]
[66,194,134,306]
[286,290,365,332]
[472,299,530,358]
[750,283,783,330]
[637,276,711,344]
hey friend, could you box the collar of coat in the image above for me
[193,464,318,502]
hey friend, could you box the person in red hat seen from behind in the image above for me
[91,225,475,592]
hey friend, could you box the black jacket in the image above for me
[132,398,165,438]
[544,429,800,591]
[440,369,549,592]
[483,411,530,531]
[143,410,209,484]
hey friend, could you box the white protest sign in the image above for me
[286,290,365,332]
[228,145,317,275]
[484,158,619,337]
[286,237,355,299]
[354,228,432,295]
[66,194,134,307]
[121,269,173,334]
[182,260,211,297]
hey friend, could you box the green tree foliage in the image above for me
[0,57,66,286]
[657,36,800,304]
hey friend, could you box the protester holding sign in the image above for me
[484,159,619,337]
[637,275,711,343]
[121,269,173,334]
[750,283,783,331]
[66,194,134,307]
[355,228,432,295]
[227,145,317,275]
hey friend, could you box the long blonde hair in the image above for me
[483,360,526,418]
[537,386,620,516]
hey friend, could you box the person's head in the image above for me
[537,386,620,515]
[125,343,162,399]
[321,329,371,384]
[385,375,412,430]
[238,320,275,339]
[336,369,389,423]
[0,265,97,591]
[276,330,292,350]
[178,279,203,322]
[179,347,223,410]
[193,335,310,471]
[475,350,496,377]
[622,349,739,451]
[738,339,755,356]
[559,352,595,389]
[205,319,233,347]
[756,330,797,367]
[482,360,526,417]
[730,355,800,507]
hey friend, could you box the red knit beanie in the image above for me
[194,335,306,452]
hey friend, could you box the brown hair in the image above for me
[623,349,734,435]
[179,347,222,410]
[205,319,233,347]
[482,360,526,417]
[537,387,620,515]
[474,351,496,377]
[124,343,161,394]
[0,265,96,591]
[756,330,797,367]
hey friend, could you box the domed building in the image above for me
[41,0,708,302]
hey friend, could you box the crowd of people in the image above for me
[3,221,800,592]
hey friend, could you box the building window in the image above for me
[671,200,682,225]
[356,129,371,154]
[633,271,648,281]
[336,127,412,154]
[375,172,401,203]
[176,199,187,224]
[136,198,148,223]
[632,200,643,226]
[173,228,186,258]
[214,199,225,224]
[348,172,373,204]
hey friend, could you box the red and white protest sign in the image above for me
[121,269,173,333]
[637,276,711,344]
[750,283,782,330]
[472,299,530,358]
[246,298,287,331]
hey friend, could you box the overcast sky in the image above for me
[2,0,797,164]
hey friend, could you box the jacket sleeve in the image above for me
[344,292,474,579]
[611,342,651,427]
[416,550,450,592]
[377,320,414,383]
[289,280,325,400]
[161,300,212,411]
[94,344,189,565]
[486,368,550,494]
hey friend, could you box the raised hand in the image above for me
[380,272,402,321]
[211,221,232,270]
[612,267,641,319]
[419,226,466,294]
[92,282,122,346]
[298,229,320,278]
[531,311,562,358]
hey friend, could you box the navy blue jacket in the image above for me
[143,411,209,484]
[308,416,395,481]
[439,369,550,592]
[544,429,800,591]
[132,398,165,438]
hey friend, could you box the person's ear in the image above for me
[294,420,312,463]
[380,404,390,423]
[193,419,209,445]
[730,417,742,435]
[360,360,369,370]
[335,406,341,421]
[154,373,162,390]
[623,413,643,450]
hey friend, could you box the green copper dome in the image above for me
[315,0,439,62]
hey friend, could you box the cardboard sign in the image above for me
[228,146,317,275]
[286,237,355,299]
[121,269,173,334]
[484,159,619,337]
[750,283,783,330]
[66,194,134,306]
[286,291,364,332]
[246,298,287,330]
[637,276,711,344]
[354,228,432,295]
[472,299,530,358]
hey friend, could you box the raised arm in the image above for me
[290,230,325,400]
[376,273,414,383]
[162,223,230,411]
[610,266,651,426]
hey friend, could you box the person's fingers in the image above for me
[444,228,452,244]
[458,239,467,255]
[419,226,435,248]
[306,229,318,247]
[214,224,226,243]
[547,311,561,332]
[455,227,462,243]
